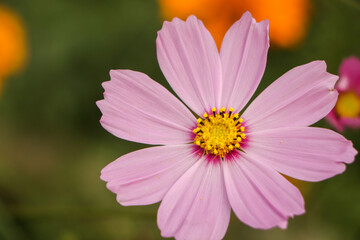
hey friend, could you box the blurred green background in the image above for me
[0,0,360,239]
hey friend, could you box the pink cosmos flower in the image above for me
[326,56,360,132]
[97,12,357,240]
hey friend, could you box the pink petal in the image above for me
[242,61,338,131]
[340,116,360,129]
[325,109,345,132]
[157,15,222,115]
[325,109,360,132]
[338,56,360,94]
[247,127,357,182]
[278,221,288,229]
[97,70,196,145]
[223,152,305,230]
[100,145,200,206]
[157,159,231,240]
[220,11,269,112]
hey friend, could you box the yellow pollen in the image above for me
[193,127,200,133]
[193,107,246,157]
[335,91,360,118]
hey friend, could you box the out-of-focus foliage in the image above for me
[0,0,359,239]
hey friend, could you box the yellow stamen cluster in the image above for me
[335,91,360,118]
[193,107,246,157]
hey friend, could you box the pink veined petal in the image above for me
[223,152,305,230]
[220,11,269,112]
[100,145,200,206]
[338,56,360,94]
[97,70,196,145]
[246,127,357,182]
[242,61,339,132]
[157,15,222,115]
[157,159,231,240]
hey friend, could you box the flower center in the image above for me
[193,107,246,157]
[335,91,360,118]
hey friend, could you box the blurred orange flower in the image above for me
[158,0,311,48]
[0,5,27,92]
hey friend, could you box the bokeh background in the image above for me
[0,0,360,239]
